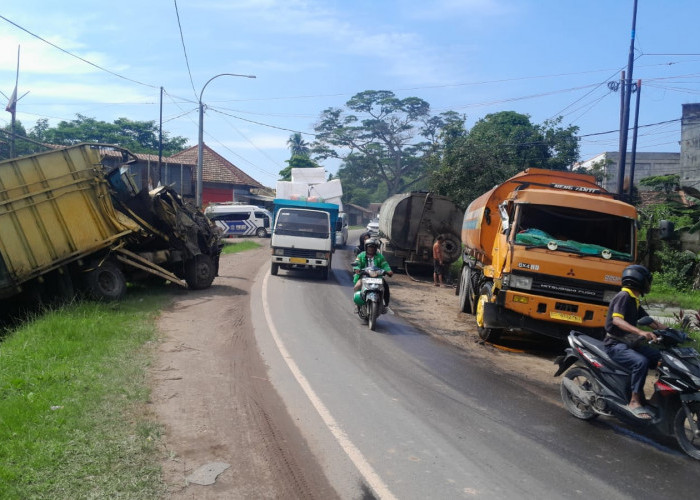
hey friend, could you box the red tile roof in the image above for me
[168,144,264,188]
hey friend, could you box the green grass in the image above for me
[646,285,700,310]
[221,239,262,254]
[0,290,170,499]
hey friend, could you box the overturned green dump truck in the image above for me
[0,144,221,309]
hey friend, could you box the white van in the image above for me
[335,213,348,247]
[204,204,272,238]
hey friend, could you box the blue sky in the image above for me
[1,1,699,188]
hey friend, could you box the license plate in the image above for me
[290,257,306,264]
[364,277,383,285]
[550,311,582,323]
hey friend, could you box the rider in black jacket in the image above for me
[603,265,663,419]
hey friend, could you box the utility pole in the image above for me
[628,79,643,199]
[616,0,639,199]
[5,46,20,158]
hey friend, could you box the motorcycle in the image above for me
[555,317,700,459]
[353,266,389,331]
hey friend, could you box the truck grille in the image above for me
[512,271,614,304]
[281,248,319,259]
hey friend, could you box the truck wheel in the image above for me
[185,254,215,290]
[86,261,126,301]
[256,227,267,238]
[458,267,475,314]
[271,263,279,276]
[475,282,502,343]
[321,267,329,280]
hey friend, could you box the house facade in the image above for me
[168,144,269,208]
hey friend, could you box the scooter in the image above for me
[555,317,700,459]
[353,266,389,331]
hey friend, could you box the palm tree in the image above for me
[287,132,310,158]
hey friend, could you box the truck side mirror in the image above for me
[498,202,510,234]
[659,220,675,240]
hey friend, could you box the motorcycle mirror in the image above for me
[638,316,654,327]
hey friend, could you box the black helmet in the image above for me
[622,264,652,294]
[365,238,379,250]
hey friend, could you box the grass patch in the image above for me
[646,285,700,310]
[0,289,170,499]
[221,239,262,254]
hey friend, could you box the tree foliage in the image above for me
[429,111,579,209]
[313,90,463,203]
[12,115,189,157]
[278,132,319,181]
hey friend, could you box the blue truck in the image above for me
[270,199,339,280]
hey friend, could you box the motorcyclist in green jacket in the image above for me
[352,238,393,307]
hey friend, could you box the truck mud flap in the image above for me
[114,247,187,287]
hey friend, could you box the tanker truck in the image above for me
[0,144,221,314]
[457,168,638,343]
[378,192,463,271]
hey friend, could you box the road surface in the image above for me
[253,243,700,499]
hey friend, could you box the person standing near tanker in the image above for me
[433,235,445,287]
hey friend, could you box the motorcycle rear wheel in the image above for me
[560,367,599,420]
[368,301,379,331]
[674,403,700,460]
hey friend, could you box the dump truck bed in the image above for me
[0,145,135,296]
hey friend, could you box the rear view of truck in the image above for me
[457,168,638,343]
[270,198,338,280]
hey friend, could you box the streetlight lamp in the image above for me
[197,73,256,208]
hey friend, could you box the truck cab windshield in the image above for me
[275,209,330,239]
[513,204,634,261]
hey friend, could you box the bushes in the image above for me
[653,246,698,292]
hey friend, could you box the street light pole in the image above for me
[196,73,256,208]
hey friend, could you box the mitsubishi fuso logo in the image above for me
[567,268,576,277]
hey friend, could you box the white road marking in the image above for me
[262,272,397,500]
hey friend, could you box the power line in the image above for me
[172,0,198,100]
[0,14,158,89]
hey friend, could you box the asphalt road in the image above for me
[251,243,700,499]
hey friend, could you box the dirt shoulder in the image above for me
[149,246,337,499]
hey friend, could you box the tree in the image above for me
[28,114,188,156]
[429,111,579,209]
[287,132,310,158]
[278,132,319,181]
[313,90,462,201]
[0,120,39,160]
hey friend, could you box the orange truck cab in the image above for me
[457,168,638,343]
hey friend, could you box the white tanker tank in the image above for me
[377,192,463,270]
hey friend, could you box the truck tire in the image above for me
[475,282,502,343]
[185,254,216,290]
[458,266,475,314]
[321,266,329,280]
[86,261,127,301]
[271,263,279,276]
[44,268,75,306]
[256,227,267,238]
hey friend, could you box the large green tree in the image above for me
[429,111,579,209]
[313,90,463,202]
[28,115,188,156]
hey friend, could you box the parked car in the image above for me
[366,219,379,235]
